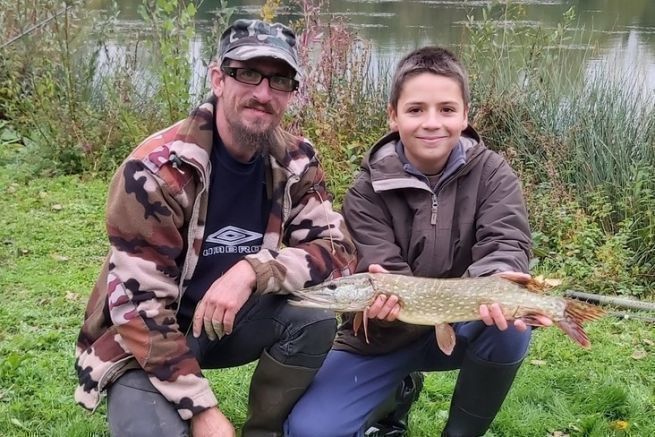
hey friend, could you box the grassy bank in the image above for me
[0,171,653,435]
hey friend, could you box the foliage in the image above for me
[260,0,283,22]
[283,0,389,204]
[0,0,231,175]
[462,1,655,296]
[137,0,198,123]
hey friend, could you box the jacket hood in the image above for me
[361,126,484,192]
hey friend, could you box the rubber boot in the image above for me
[441,352,523,437]
[241,350,318,437]
[364,372,424,437]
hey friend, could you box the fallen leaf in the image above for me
[10,418,29,431]
[631,349,647,360]
[51,254,69,262]
[530,359,547,366]
[643,338,653,346]
[548,431,570,437]
[51,204,63,211]
[65,291,80,301]
[610,420,629,430]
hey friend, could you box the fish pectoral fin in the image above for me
[353,312,363,336]
[363,307,370,344]
[352,310,371,344]
[518,312,552,327]
[435,323,456,356]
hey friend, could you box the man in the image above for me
[74,19,356,437]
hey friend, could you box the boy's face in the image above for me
[388,72,469,175]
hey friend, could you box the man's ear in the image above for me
[210,63,224,97]
[387,104,398,131]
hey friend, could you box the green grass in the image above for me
[1,171,653,436]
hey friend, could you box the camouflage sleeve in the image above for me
[105,160,217,419]
[246,157,357,293]
[465,155,532,277]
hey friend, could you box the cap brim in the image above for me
[223,45,302,79]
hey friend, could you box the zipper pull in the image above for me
[431,194,438,225]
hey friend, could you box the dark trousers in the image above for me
[285,322,532,437]
[106,293,336,437]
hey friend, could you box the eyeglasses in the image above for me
[221,65,299,92]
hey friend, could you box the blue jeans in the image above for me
[285,321,531,437]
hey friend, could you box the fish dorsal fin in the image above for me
[498,273,551,294]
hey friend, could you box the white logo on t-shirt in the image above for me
[206,226,262,246]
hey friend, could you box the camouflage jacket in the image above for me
[74,98,356,419]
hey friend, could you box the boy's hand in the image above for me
[366,264,401,322]
[480,272,553,331]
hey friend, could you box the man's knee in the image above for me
[107,370,189,437]
[271,306,337,367]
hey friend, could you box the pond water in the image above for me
[93,0,655,90]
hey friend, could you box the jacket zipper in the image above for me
[430,193,438,225]
[429,156,479,226]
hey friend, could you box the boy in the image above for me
[286,46,549,437]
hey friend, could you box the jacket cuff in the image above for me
[244,251,277,294]
[175,381,219,420]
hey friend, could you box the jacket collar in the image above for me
[363,126,482,193]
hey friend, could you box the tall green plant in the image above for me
[137,0,198,123]
[285,0,389,203]
[462,1,655,295]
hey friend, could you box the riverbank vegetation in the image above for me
[1,0,653,435]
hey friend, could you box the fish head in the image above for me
[288,273,377,312]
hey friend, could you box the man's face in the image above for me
[211,58,295,158]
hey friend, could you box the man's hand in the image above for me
[190,407,235,437]
[192,260,256,340]
[480,271,553,331]
[366,264,401,322]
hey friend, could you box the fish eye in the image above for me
[327,284,337,290]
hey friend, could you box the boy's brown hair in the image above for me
[388,46,470,110]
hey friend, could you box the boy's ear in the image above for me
[462,105,470,130]
[387,104,398,131]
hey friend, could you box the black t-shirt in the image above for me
[177,133,271,332]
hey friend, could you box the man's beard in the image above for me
[231,121,275,158]
[229,99,278,157]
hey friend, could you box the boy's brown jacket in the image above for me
[336,127,531,354]
[74,98,356,419]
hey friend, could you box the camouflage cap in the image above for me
[218,19,302,79]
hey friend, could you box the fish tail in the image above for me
[557,300,605,348]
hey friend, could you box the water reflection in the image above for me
[93,0,655,90]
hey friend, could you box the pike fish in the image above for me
[289,273,604,354]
